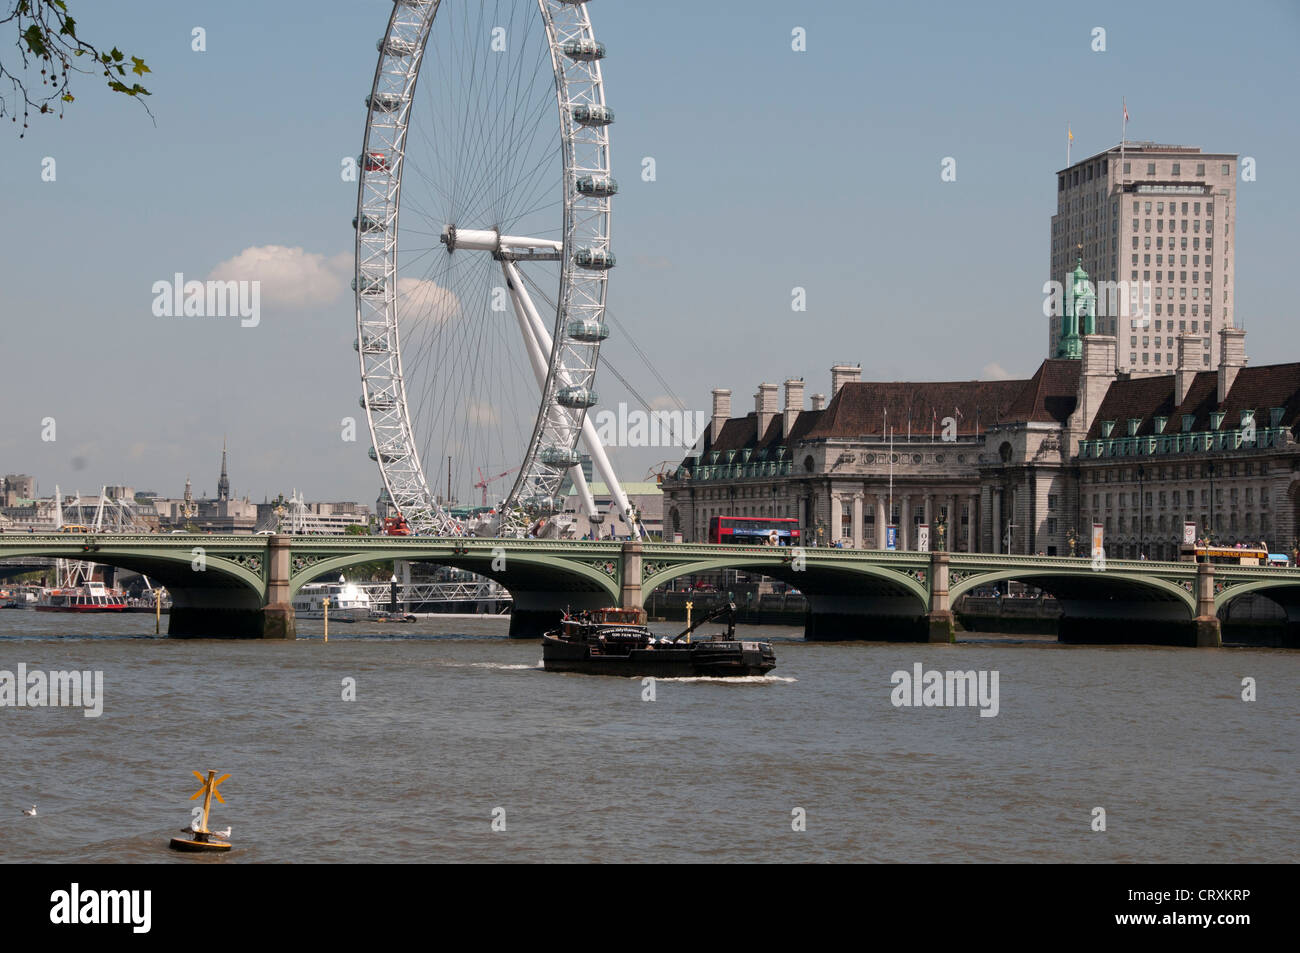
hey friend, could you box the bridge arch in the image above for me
[289,547,621,604]
[642,556,929,611]
[1213,577,1300,614]
[0,541,266,599]
[948,567,1197,615]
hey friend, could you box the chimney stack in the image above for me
[830,363,861,396]
[1175,334,1201,405]
[1217,326,1247,405]
[782,378,805,438]
[810,393,826,411]
[710,388,731,443]
[755,382,779,436]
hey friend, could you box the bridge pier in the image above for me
[926,551,955,644]
[168,533,295,640]
[621,541,643,612]
[262,534,296,640]
[506,541,642,638]
[1194,560,1221,648]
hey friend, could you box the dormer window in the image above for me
[1210,411,1225,430]
[1127,418,1140,436]
[1240,410,1255,430]
[1153,415,1168,433]
[1101,420,1116,437]
[1270,407,1285,427]
[1181,414,1196,433]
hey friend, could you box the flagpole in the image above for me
[1120,98,1127,186]
[1067,121,1071,166]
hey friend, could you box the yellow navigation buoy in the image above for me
[168,769,233,853]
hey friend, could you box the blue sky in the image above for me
[1,0,1297,504]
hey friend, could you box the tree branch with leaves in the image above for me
[1,0,151,137]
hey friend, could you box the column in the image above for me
[950,493,960,551]
[851,494,864,549]
[968,493,979,553]
[901,495,911,550]
[876,494,887,549]
[831,494,843,545]
[992,489,1002,554]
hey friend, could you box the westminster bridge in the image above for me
[3,533,1299,646]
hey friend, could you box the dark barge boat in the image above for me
[542,602,776,677]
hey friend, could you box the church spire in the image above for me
[217,436,230,502]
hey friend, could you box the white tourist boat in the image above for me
[292,581,372,622]
[34,580,128,612]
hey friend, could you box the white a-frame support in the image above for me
[500,258,642,537]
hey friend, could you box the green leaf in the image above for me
[110,47,125,62]
[131,57,151,77]
[59,17,76,38]
[53,1,68,10]
[61,93,74,102]
[22,24,48,57]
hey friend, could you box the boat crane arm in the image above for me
[670,601,737,643]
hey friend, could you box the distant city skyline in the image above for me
[1,0,1296,505]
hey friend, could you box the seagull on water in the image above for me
[22,806,36,816]
[213,826,231,840]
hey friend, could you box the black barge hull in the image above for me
[542,637,775,677]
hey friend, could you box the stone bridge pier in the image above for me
[506,541,643,639]
[170,534,296,639]
[802,551,955,643]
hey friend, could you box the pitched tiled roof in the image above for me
[1004,359,1080,424]
[699,408,824,456]
[1084,362,1300,439]
[802,378,1028,439]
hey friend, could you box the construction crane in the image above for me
[644,460,680,485]
[474,466,519,506]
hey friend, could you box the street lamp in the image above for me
[389,573,398,614]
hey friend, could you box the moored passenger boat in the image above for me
[34,581,128,612]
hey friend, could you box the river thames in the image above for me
[1,611,1295,863]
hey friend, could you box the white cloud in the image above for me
[208,246,351,308]
[982,361,1013,380]
[465,400,499,427]
[396,276,460,322]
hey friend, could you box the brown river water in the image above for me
[0,610,1295,863]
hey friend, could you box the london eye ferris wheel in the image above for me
[354,0,639,537]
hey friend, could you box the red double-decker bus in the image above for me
[708,516,801,545]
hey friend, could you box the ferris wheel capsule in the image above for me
[557,386,598,409]
[572,104,614,126]
[574,248,616,270]
[561,39,605,61]
[576,175,618,197]
[566,318,609,342]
